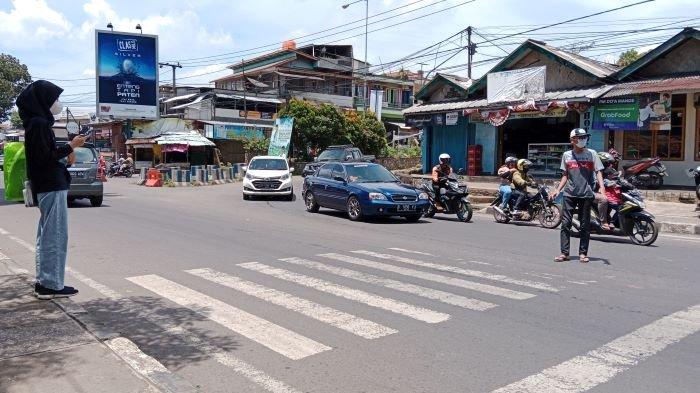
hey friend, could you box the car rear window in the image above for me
[318,149,346,161]
[73,147,97,163]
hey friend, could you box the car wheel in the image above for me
[346,196,363,221]
[243,194,250,200]
[285,189,294,201]
[90,196,103,207]
[406,214,422,223]
[304,191,319,212]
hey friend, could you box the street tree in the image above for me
[345,111,387,156]
[616,49,643,67]
[10,110,23,128]
[0,54,32,123]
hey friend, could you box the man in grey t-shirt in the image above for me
[550,128,605,263]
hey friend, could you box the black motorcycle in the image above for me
[491,184,562,229]
[420,174,473,222]
[572,180,659,246]
[108,162,133,178]
[688,166,700,200]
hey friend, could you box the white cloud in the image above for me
[82,68,96,77]
[178,63,231,85]
[0,0,72,48]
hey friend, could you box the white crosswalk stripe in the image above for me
[238,262,451,324]
[352,250,559,292]
[127,274,331,360]
[321,253,534,300]
[186,268,396,339]
[279,257,497,311]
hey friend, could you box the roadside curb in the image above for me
[0,256,197,393]
[477,206,700,236]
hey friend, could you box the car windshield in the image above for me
[318,149,346,161]
[346,164,398,183]
[73,147,97,163]
[249,158,287,170]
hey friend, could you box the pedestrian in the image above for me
[550,128,605,263]
[16,80,87,299]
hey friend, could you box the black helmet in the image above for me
[597,152,615,166]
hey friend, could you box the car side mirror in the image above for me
[241,165,247,172]
[289,167,295,173]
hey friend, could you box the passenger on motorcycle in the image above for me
[496,156,518,215]
[597,152,622,230]
[120,153,134,172]
[511,159,536,217]
[432,153,453,210]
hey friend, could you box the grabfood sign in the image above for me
[592,97,639,130]
[96,30,159,119]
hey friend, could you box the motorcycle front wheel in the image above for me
[539,204,562,229]
[629,217,659,246]
[492,206,510,223]
[424,203,436,218]
[456,201,472,222]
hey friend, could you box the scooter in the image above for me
[572,180,659,246]
[421,174,473,222]
[491,184,562,229]
[687,166,700,201]
[108,162,133,178]
[623,157,667,189]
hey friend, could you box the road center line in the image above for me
[186,268,396,339]
[492,303,700,393]
[238,262,450,324]
[352,250,559,292]
[280,257,497,311]
[321,253,534,300]
[127,274,331,360]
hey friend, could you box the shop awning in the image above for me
[602,75,700,97]
[275,71,324,81]
[155,131,216,147]
[215,94,283,104]
[198,120,274,129]
[170,95,207,110]
[247,77,270,88]
[125,137,157,145]
[163,93,198,103]
[386,122,416,131]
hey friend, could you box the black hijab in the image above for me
[15,80,63,129]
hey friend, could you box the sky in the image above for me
[1,0,698,115]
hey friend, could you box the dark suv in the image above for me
[302,145,375,177]
[61,143,104,207]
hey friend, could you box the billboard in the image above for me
[592,97,639,130]
[487,66,546,104]
[268,117,294,158]
[96,30,158,119]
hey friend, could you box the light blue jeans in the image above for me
[35,190,68,290]
[499,185,513,209]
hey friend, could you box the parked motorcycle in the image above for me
[421,174,473,222]
[572,180,659,246]
[687,166,700,200]
[108,162,133,178]
[491,184,562,229]
[623,157,667,189]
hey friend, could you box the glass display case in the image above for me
[527,143,569,177]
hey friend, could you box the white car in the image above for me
[242,156,294,200]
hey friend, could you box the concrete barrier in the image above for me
[137,167,147,185]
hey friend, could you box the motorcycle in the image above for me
[572,180,659,246]
[421,174,473,222]
[108,162,134,178]
[491,184,562,229]
[687,166,700,200]
[623,157,667,189]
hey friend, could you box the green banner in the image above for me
[593,97,639,130]
[268,117,294,158]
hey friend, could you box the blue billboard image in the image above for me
[96,30,158,119]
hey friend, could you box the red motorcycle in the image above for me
[623,157,667,189]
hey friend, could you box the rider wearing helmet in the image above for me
[596,151,622,230]
[511,159,536,216]
[432,153,454,209]
[496,156,518,214]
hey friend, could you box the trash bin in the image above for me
[3,142,27,202]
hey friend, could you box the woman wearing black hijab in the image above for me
[16,80,87,299]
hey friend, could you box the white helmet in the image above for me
[439,153,451,165]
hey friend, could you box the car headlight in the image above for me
[281,173,290,180]
[245,173,257,180]
[418,192,429,200]
[368,192,387,200]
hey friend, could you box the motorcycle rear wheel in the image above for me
[628,217,659,246]
[493,206,510,223]
[456,201,472,222]
[539,204,562,229]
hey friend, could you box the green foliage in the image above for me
[383,145,421,158]
[10,110,22,128]
[233,132,270,153]
[278,98,387,160]
[0,54,32,123]
[616,49,643,67]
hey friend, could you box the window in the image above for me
[317,164,332,179]
[331,164,345,180]
[623,94,686,161]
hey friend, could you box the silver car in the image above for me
[64,143,104,207]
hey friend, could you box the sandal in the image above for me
[579,255,590,263]
[554,254,569,262]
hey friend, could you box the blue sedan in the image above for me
[302,162,430,222]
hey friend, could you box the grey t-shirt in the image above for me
[560,148,603,198]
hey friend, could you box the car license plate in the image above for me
[72,171,85,178]
[397,204,416,212]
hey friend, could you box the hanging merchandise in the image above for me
[481,108,510,126]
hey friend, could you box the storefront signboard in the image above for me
[487,66,546,104]
[95,30,158,119]
[445,111,459,125]
[593,97,639,130]
[638,92,671,131]
[268,117,294,158]
[434,113,444,125]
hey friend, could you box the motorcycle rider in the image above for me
[120,153,134,172]
[511,159,536,217]
[597,152,622,230]
[432,153,453,210]
[495,156,518,215]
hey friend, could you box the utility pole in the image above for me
[364,0,368,111]
[466,26,477,80]
[241,59,247,122]
[158,61,182,94]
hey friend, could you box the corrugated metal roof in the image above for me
[441,73,472,90]
[403,99,487,114]
[528,40,620,78]
[163,93,198,103]
[603,75,700,97]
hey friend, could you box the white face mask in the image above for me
[50,99,63,115]
[575,139,587,148]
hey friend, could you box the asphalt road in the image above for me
[1,177,698,393]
